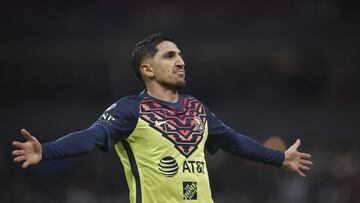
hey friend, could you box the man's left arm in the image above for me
[205,110,312,177]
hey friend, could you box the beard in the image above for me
[159,79,186,91]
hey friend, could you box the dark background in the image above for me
[1,0,360,202]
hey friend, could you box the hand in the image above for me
[281,139,313,177]
[12,129,42,168]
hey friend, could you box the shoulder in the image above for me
[95,95,142,134]
[115,95,142,107]
[104,95,143,118]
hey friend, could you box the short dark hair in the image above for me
[130,33,174,85]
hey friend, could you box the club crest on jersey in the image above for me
[140,97,207,158]
[193,116,204,133]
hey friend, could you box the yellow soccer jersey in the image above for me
[92,90,284,203]
[95,91,214,203]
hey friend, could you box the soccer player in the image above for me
[12,33,313,203]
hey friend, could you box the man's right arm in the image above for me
[12,96,140,168]
[12,125,112,168]
[41,125,112,161]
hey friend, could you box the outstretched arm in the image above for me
[282,139,313,177]
[12,129,42,168]
[12,125,113,169]
[204,107,313,176]
[12,98,139,169]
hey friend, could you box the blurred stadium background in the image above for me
[1,0,360,202]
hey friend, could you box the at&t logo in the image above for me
[158,156,179,177]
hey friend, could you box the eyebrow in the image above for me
[161,50,182,57]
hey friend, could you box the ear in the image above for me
[140,63,154,78]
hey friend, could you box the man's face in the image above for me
[148,41,186,90]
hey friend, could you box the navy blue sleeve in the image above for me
[41,96,140,161]
[205,107,284,167]
[42,125,110,161]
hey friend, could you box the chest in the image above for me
[138,97,207,158]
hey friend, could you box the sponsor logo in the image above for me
[183,160,205,174]
[183,182,197,200]
[158,156,179,177]
[99,113,115,123]
[155,120,168,126]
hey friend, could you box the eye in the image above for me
[164,52,175,59]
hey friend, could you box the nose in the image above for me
[176,55,185,69]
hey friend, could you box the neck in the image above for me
[146,83,179,103]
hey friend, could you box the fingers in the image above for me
[13,155,32,168]
[14,155,26,162]
[12,141,25,149]
[22,161,30,168]
[298,160,312,178]
[12,150,25,156]
[297,169,306,178]
[20,128,34,141]
[298,163,312,178]
[300,152,311,159]
[299,164,310,171]
[291,139,301,150]
[300,159,313,166]
[13,129,39,169]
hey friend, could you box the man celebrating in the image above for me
[12,33,312,203]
